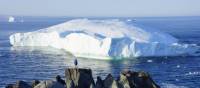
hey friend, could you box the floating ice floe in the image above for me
[8,16,15,22]
[147,59,153,63]
[9,19,199,59]
[161,83,188,88]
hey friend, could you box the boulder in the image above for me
[5,68,160,88]
[8,80,32,88]
[120,70,136,88]
[95,76,104,88]
[56,75,66,86]
[31,80,40,87]
[5,84,14,88]
[34,80,65,88]
[65,68,95,88]
[118,73,131,88]
[5,81,31,88]
[122,70,160,88]
[103,74,119,88]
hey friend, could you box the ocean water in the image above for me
[0,17,200,88]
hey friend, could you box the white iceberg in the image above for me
[8,16,15,22]
[9,19,199,59]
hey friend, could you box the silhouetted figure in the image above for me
[56,75,66,85]
[74,58,78,67]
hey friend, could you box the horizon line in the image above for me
[1,14,200,18]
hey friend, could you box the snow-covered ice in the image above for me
[9,19,199,59]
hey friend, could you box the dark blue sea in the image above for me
[0,17,200,88]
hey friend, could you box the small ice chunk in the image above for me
[8,16,15,22]
[147,59,153,63]
[176,65,180,68]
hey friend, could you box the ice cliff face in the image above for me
[9,19,198,59]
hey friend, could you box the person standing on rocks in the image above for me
[74,58,78,68]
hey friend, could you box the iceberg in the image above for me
[9,19,199,59]
[8,16,15,22]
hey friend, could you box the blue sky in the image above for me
[0,0,200,17]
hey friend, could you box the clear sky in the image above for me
[0,0,200,17]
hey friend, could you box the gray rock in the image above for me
[31,80,40,88]
[118,73,130,88]
[95,76,104,88]
[7,81,31,88]
[134,71,160,88]
[5,84,14,88]
[65,68,95,88]
[103,74,119,88]
[124,71,160,88]
[5,68,160,88]
[34,80,65,88]
[56,75,66,86]
[120,70,136,88]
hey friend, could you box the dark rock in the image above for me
[118,73,131,88]
[56,75,66,85]
[125,71,160,88]
[65,68,95,88]
[90,83,95,88]
[11,80,32,88]
[121,69,132,77]
[31,80,40,88]
[135,71,160,88]
[103,74,119,88]
[95,76,104,88]
[6,68,160,88]
[5,84,14,88]
[120,70,136,88]
[34,80,65,88]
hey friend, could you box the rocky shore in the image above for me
[6,68,160,88]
